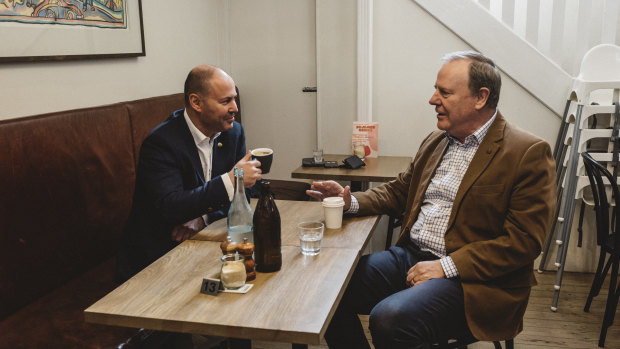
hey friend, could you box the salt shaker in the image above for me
[220,236,238,256]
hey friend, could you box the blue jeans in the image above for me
[325,245,472,349]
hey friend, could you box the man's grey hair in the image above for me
[442,51,501,109]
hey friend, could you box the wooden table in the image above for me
[85,200,380,347]
[291,154,412,190]
[193,199,381,250]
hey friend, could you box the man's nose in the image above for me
[429,91,439,105]
[230,100,239,113]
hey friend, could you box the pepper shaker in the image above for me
[237,237,256,281]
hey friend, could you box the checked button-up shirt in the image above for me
[411,112,497,278]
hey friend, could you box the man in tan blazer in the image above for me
[308,51,556,349]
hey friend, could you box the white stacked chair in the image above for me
[537,44,620,312]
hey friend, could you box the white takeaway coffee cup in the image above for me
[322,197,345,229]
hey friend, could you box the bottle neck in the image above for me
[259,182,271,198]
[234,168,245,194]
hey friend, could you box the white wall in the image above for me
[228,0,318,181]
[0,0,222,120]
[316,0,358,156]
[372,0,560,158]
[223,0,358,181]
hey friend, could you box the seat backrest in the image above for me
[126,93,186,167]
[581,152,619,246]
[0,104,136,319]
[578,44,620,81]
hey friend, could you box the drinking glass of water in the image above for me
[313,149,324,163]
[298,221,324,256]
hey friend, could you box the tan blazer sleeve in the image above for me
[352,164,413,218]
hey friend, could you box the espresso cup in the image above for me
[251,148,273,174]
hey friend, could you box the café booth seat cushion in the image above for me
[0,259,136,349]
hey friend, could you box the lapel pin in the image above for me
[217,142,223,148]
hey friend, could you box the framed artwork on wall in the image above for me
[0,0,145,63]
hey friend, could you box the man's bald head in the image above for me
[184,65,231,107]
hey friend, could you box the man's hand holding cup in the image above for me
[230,152,262,187]
[306,180,352,212]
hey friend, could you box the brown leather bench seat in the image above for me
[0,92,310,348]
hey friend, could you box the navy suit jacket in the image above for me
[116,109,247,282]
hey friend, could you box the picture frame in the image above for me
[0,0,145,63]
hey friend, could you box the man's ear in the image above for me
[188,93,202,112]
[475,88,490,110]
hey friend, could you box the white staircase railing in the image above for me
[477,0,620,77]
[413,0,620,116]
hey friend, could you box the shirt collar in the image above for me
[445,109,498,145]
[183,109,221,146]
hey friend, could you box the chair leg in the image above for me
[385,216,395,250]
[556,145,568,184]
[493,341,501,349]
[552,100,570,160]
[613,291,620,328]
[599,258,620,347]
[538,194,562,272]
[577,201,586,247]
[585,251,610,312]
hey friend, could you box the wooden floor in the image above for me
[246,271,619,349]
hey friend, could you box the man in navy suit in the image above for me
[116,65,262,283]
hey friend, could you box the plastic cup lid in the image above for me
[322,197,345,207]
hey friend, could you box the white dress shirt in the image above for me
[183,110,235,223]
